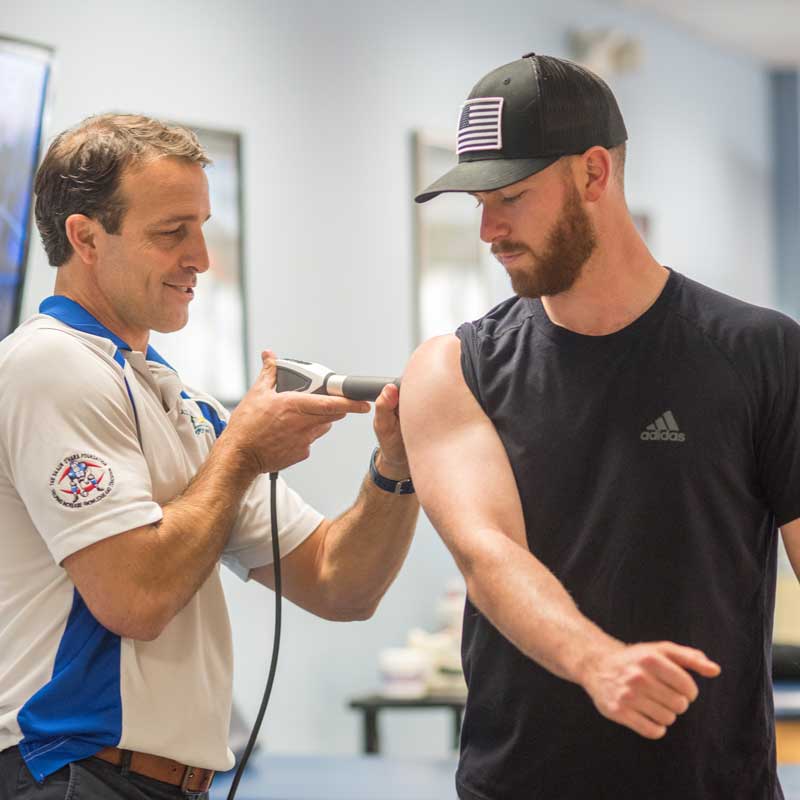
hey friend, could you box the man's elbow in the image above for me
[316,598,379,622]
[342,599,380,621]
[313,587,382,622]
[85,593,172,642]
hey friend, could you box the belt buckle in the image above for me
[180,765,215,793]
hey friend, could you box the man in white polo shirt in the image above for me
[0,114,419,799]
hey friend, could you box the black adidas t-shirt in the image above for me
[454,270,800,800]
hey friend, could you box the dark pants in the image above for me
[0,747,209,800]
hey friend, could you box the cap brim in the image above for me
[414,156,560,203]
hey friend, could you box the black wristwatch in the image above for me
[369,447,415,494]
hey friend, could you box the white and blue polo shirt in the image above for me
[0,296,324,781]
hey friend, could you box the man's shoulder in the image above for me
[457,296,534,343]
[671,272,800,392]
[0,315,121,391]
[674,273,797,342]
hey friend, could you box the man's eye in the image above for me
[161,228,181,236]
[502,192,525,204]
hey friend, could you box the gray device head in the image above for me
[275,358,399,401]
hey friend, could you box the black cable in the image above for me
[226,471,282,800]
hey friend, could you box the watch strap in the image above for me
[369,447,415,494]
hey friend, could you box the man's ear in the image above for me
[64,214,100,265]
[580,146,613,203]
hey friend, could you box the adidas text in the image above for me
[640,430,686,442]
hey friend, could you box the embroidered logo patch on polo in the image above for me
[180,407,213,436]
[49,453,115,508]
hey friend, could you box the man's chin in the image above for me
[508,267,546,299]
[151,316,189,335]
[509,278,540,299]
[508,261,586,300]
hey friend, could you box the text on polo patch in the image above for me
[457,97,504,155]
[49,453,115,509]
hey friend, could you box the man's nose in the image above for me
[184,229,210,274]
[479,206,511,244]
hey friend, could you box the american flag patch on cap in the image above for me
[457,97,504,155]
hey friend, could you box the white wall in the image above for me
[3,0,774,757]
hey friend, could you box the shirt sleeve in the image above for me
[756,315,800,527]
[221,474,324,580]
[455,322,487,413]
[0,329,164,565]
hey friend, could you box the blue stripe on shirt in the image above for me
[17,589,122,782]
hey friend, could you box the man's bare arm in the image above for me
[63,353,370,641]
[251,383,420,621]
[250,468,419,621]
[399,334,719,739]
[781,518,800,580]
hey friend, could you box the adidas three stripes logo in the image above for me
[640,411,687,442]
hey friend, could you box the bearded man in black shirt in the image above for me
[401,53,800,800]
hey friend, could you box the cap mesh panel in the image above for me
[538,57,625,154]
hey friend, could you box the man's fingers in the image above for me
[635,696,677,728]
[660,643,722,679]
[639,674,691,715]
[260,350,277,390]
[292,394,371,417]
[377,382,400,411]
[617,708,666,740]
[590,642,719,742]
[648,656,700,703]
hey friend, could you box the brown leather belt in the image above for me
[94,746,215,793]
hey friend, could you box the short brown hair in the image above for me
[610,142,626,190]
[34,113,211,266]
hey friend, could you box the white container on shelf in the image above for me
[378,648,429,699]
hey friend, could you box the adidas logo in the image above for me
[640,411,686,442]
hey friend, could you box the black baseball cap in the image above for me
[415,52,628,203]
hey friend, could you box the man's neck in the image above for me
[52,273,149,352]
[540,231,668,337]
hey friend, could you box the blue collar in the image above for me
[39,296,226,439]
[39,295,175,370]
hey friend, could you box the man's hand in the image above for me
[372,382,410,480]
[581,641,721,739]
[224,350,370,474]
